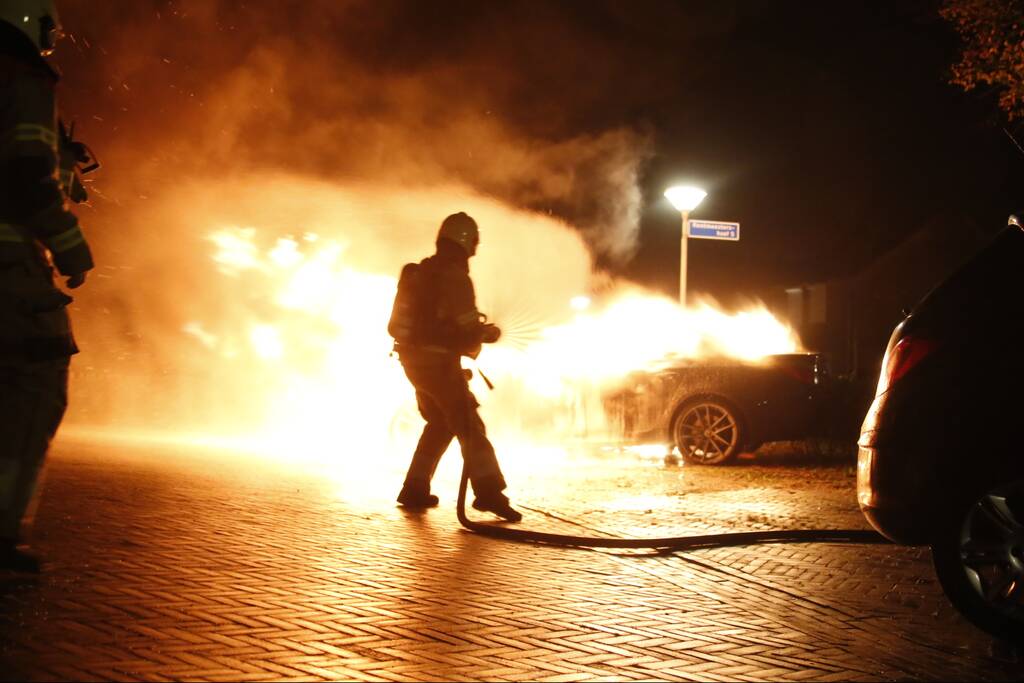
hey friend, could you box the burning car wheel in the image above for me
[931,479,1024,644]
[672,397,743,465]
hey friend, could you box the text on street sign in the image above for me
[688,220,740,241]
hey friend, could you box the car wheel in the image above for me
[931,479,1024,644]
[388,400,422,442]
[671,396,744,465]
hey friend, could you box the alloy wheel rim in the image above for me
[676,403,738,462]
[958,484,1024,618]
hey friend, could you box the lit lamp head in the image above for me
[664,185,707,212]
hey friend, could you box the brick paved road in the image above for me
[0,435,1020,682]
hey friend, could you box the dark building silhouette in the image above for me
[775,212,997,437]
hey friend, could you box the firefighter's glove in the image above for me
[481,324,501,344]
[66,272,87,289]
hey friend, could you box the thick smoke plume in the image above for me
[55,0,697,261]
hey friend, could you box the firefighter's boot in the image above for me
[397,480,439,509]
[472,491,522,523]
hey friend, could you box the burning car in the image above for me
[604,352,832,464]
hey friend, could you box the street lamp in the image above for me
[664,185,707,306]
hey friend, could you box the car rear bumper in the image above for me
[857,442,934,545]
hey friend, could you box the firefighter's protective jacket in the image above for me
[390,243,492,360]
[0,25,93,276]
[0,22,91,361]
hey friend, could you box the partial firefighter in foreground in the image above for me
[0,0,98,573]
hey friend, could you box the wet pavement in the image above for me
[1,435,1021,681]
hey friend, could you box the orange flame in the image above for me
[190,217,799,461]
[65,177,800,470]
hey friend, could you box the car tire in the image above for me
[671,396,745,466]
[388,400,422,442]
[931,479,1024,644]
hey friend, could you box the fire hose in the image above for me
[455,359,887,549]
[455,467,888,549]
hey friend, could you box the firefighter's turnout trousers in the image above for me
[400,352,507,497]
[0,255,73,542]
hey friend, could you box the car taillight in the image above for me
[875,335,938,395]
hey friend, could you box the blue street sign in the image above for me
[688,220,740,241]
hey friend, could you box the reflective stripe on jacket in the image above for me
[0,221,85,253]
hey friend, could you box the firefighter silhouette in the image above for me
[0,1,97,572]
[388,213,521,522]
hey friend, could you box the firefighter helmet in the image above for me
[0,0,63,56]
[437,212,479,256]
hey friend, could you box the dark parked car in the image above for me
[858,215,1024,643]
[604,352,832,464]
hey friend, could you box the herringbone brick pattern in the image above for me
[0,438,1019,681]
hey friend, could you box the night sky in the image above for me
[628,0,1023,302]
[54,0,1023,305]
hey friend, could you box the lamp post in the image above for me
[663,185,707,307]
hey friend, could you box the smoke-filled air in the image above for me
[57,0,800,459]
